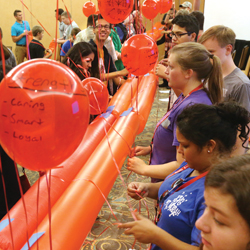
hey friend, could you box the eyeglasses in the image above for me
[170,31,192,39]
[96,24,110,30]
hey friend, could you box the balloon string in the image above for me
[45,170,53,250]
[60,0,74,33]
[13,163,31,249]
[0,33,6,77]
[102,119,137,221]
[20,0,31,61]
[89,85,102,113]
[0,154,15,250]
[36,176,40,250]
[54,0,60,60]
[73,178,120,222]
[19,0,51,37]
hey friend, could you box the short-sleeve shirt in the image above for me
[60,40,73,56]
[151,162,205,250]
[150,89,212,182]
[224,67,250,112]
[64,21,79,39]
[59,21,68,38]
[29,39,45,59]
[11,21,30,45]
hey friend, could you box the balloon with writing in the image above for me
[82,77,109,115]
[157,0,172,14]
[0,59,90,171]
[82,1,96,17]
[121,34,158,76]
[142,0,160,20]
[98,0,134,24]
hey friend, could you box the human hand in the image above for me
[127,157,148,175]
[118,212,157,244]
[46,49,52,55]
[133,146,151,156]
[159,58,168,66]
[127,182,149,200]
[155,64,167,79]
[117,68,129,77]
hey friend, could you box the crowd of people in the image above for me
[1,2,250,250]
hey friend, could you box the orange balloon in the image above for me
[27,31,33,45]
[82,77,109,115]
[157,0,172,14]
[82,1,96,17]
[121,34,159,76]
[142,0,160,20]
[0,59,90,171]
[98,0,134,24]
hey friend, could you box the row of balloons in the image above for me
[83,0,172,22]
[0,0,165,172]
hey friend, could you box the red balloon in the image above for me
[98,0,134,24]
[157,0,172,14]
[121,34,159,76]
[81,78,109,115]
[142,0,160,20]
[82,1,96,17]
[0,59,89,171]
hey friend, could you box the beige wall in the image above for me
[1,0,204,54]
[1,0,96,52]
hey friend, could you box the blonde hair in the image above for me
[169,42,223,104]
[198,25,236,49]
[32,25,44,37]
[61,11,72,19]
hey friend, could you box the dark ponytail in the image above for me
[176,101,250,154]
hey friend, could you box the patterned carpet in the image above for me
[81,86,169,250]
[23,83,169,250]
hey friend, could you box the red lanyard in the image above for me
[30,40,45,50]
[155,165,208,225]
[152,84,203,141]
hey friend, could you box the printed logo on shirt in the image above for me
[163,193,189,217]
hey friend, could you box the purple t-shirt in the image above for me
[150,90,211,182]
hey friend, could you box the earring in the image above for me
[208,150,210,153]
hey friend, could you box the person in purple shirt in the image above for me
[127,42,223,182]
[119,101,250,250]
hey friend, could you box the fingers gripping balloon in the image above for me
[98,0,134,24]
[121,34,159,76]
[0,59,90,171]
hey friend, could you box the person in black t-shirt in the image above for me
[29,25,52,59]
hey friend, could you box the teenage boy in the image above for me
[199,25,250,155]
[29,26,52,59]
[89,15,128,96]
[199,25,250,112]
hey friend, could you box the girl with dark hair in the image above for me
[62,41,99,80]
[127,42,223,183]
[119,102,250,250]
[196,154,250,250]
